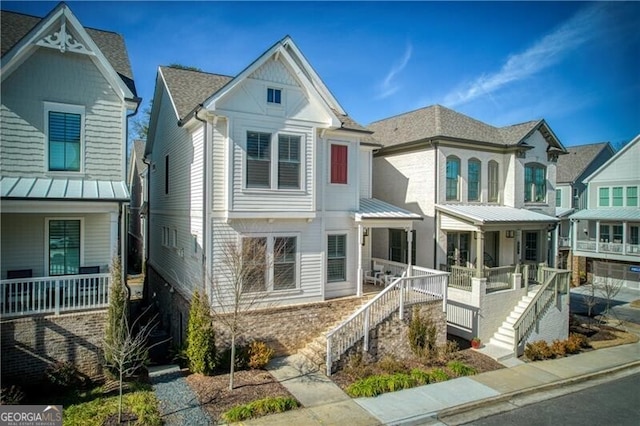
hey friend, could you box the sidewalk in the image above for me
[242,331,640,425]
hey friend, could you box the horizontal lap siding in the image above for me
[1,49,124,180]
[212,120,227,212]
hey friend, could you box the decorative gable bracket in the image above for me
[36,15,91,55]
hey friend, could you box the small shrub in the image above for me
[186,291,217,375]
[342,353,373,381]
[217,345,249,371]
[248,341,274,370]
[346,375,388,397]
[45,361,83,390]
[409,368,431,385]
[524,340,554,361]
[408,307,438,358]
[221,397,299,422]
[566,333,589,353]
[429,368,450,383]
[0,385,25,405]
[377,355,405,374]
[447,360,477,377]
[551,339,568,357]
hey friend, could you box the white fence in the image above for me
[0,273,110,317]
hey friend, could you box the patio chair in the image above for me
[364,263,384,286]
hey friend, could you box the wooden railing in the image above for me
[326,267,448,375]
[0,273,110,317]
[484,265,516,293]
[512,267,570,355]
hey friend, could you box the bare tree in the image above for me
[594,275,624,323]
[207,235,292,390]
[581,283,599,320]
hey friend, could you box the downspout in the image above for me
[194,106,209,295]
[142,155,151,285]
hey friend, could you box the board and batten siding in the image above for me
[1,49,125,180]
[1,212,113,278]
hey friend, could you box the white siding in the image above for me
[1,48,125,180]
[359,148,372,198]
[324,136,360,212]
[586,140,640,209]
[211,118,227,212]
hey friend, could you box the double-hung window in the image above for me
[556,189,562,207]
[242,235,298,292]
[330,144,348,184]
[246,131,272,188]
[488,160,499,202]
[48,219,81,276]
[267,88,281,104]
[600,224,610,242]
[446,156,460,201]
[599,187,610,206]
[278,135,300,189]
[524,163,546,203]
[612,187,624,207]
[327,234,346,282]
[47,104,83,172]
[627,186,638,207]
[467,159,481,201]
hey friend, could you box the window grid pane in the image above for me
[278,135,301,189]
[274,237,296,290]
[242,237,267,292]
[468,160,480,201]
[599,187,610,206]
[246,132,271,188]
[627,187,638,207]
[327,235,346,282]
[612,187,623,206]
[446,157,459,201]
[49,112,81,171]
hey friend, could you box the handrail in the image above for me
[325,268,448,375]
[512,267,570,354]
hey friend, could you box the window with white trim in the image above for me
[628,186,638,207]
[556,188,562,207]
[446,156,460,201]
[242,235,298,292]
[467,158,481,201]
[488,160,499,202]
[246,131,303,190]
[45,103,84,172]
[524,163,546,203]
[267,87,282,104]
[327,234,346,282]
[48,219,80,276]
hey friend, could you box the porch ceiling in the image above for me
[569,208,640,221]
[1,176,130,201]
[437,204,558,227]
[354,198,423,222]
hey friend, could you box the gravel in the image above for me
[149,365,212,425]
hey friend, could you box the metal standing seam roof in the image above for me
[569,209,640,221]
[1,176,130,200]
[355,198,423,221]
[556,207,575,218]
[436,204,558,224]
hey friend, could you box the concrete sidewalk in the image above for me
[242,331,640,426]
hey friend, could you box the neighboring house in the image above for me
[368,105,571,358]
[569,135,640,290]
[0,3,140,316]
[554,142,615,268]
[144,36,433,349]
[128,139,148,274]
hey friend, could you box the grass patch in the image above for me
[447,360,477,377]
[221,396,299,422]
[62,382,162,426]
[345,369,433,397]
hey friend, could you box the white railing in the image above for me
[0,273,110,317]
[512,267,570,355]
[484,265,516,293]
[449,265,474,291]
[326,267,448,375]
[559,236,571,247]
[576,240,640,255]
[371,258,407,279]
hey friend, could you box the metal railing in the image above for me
[512,267,570,355]
[326,266,448,375]
[0,273,110,317]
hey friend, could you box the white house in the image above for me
[369,105,571,359]
[570,135,640,290]
[0,3,140,316]
[144,36,428,347]
[555,142,614,269]
[128,140,148,275]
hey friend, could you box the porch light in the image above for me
[506,230,515,238]
[362,228,369,246]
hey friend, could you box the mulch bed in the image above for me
[186,369,295,422]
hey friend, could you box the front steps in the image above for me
[481,287,541,365]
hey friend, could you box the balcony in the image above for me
[1,273,110,318]
[575,240,640,256]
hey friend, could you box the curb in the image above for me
[435,360,640,423]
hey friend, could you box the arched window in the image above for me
[446,156,460,201]
[468,158,481,201]
[525,163,546,203]
[488,160,499,202]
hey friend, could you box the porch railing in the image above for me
[0,273,110,317]
[558,236,571,247]
[449,265,518,293]
[576,240,640,255]
[326,266,448,375]
[512,267,570,355]
[449,265,474,291]
[371,258,407,278]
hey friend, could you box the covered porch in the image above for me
[570,209,640,260]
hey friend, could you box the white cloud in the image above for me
[443,3,605,107]
[376,43,413,99]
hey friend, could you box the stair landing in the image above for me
[473,344,524,367]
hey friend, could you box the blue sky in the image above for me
[4,1,639,147]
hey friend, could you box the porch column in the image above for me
[553,225,559,268]
[623,221,628,255]
[406,225,413,277]
[595,220,600,253]
[357,223,363,297]
[572,220,577,252]
[475,230,484,277]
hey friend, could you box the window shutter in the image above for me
[331,145,348,184]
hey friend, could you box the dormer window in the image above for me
[267,88,282,104]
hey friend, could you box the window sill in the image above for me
[524,202,549,207]
[47,171,86,178]
[243,188,307,195]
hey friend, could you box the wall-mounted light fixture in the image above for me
[506,230,515,238]
[362,228,369,246]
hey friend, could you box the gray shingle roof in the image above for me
[160,66,233,120]
[1,9,137,96]
[368,104,541,148]
[133,140,147,173]
[556,142,612,184]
